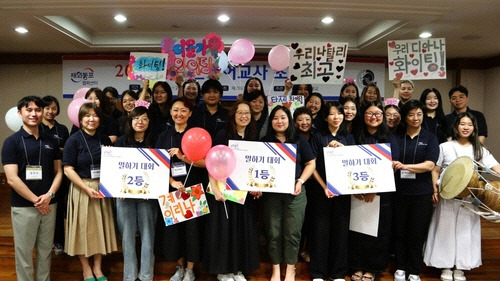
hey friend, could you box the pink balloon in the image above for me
[268,45,290,72]
[67,98,89,127]
[206,145,237,181]
[73,87,90,100]
[181,128,212,162]
[228,38,255,65]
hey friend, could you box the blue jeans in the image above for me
[116,199,158,281]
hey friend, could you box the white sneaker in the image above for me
[312,279,323,281]
[394,270,406,281]
[183,268,195,281]
[453,269,466,281]
[217,274,235,281]
[233,272,247,281]
[440,269,453,281]
[332,279,344,281]
[408,275,421,281]
[170,266,184,281]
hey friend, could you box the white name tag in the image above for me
[400,169,416,179]
[26,165,42,180]
[171,161,187,177]
[90,164,101,179]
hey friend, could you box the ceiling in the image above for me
[1,0,499,59]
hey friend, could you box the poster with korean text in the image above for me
[288,42,348,84]
[161,33,225,80]
[323,143,396,195]
[99,147,170,199]
[127,52,169,81]
[158,184,210,226]
[228,140,296,194]
[267,95,304,116]
[206,181,247,205]
[387,38,446,80]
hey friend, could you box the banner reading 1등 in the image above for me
[323,143,396,195]
[227,140,296,194]
[99,147,170,199]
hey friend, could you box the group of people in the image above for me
[2,74,498,281]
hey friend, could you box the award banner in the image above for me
[323,143,396,195]
[158,184,210,226]
[228,140,296,194]
[206,181,248,205]
[99,147,170,199]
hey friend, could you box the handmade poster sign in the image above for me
[267,95,304,116]
[288,42,348,84]
[99,147,170,199]
[387,38,446,80]
[323,143,396,195]
[161,33,225,80]
[227,140,296,194]
[127,52,169,80]
[158,183,210,226]
[206,180,248,205]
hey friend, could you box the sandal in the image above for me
[96,276,108,281]
[351,271,363,281]
[361,273,375,281]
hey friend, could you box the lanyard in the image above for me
[21,136,41,166]
[403,132,420,164]
[41,123,60,146]
[79,130,101,166]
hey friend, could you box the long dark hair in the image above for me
[124,106,154,147]
[452,112,483,161]
[340,82,360,103]
[291,84,313,96]
[305,92,325,118]
[354,101,390,144]
[419,88,448,136]
[340,97,360,133]
[265,105,298,143]
[152,81,173,117]
[360,83,382,107]
[322,101,348,136]
[243,77,264,96]
[243,89,269,117]
[226,100,257,141]
[182,79,201,105]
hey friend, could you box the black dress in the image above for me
[203,131,260,275]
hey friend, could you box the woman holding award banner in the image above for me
[114,106,158,281]
[309,101,355,281]
[350,101,400,281]
[63,102,117,281]
[204,100,260,281]
[260,105,316,281]
[155,97,207,281]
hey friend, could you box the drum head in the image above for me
[440,156,474,199]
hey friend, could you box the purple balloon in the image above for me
[206,145,237,181]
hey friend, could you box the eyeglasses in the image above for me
[365,112,383,118]
[236,111,252,116]
[132,117,149,123]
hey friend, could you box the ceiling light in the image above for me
[15,27,28,34]
[322,17,334,24]
[419,32,432,38]
[218,14,230,22]
[114,14,127,23]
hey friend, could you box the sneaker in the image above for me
[408,275,421,281]
[394,270,405,281]
[440,269,453,281]
[453,269,466,281]
[312,279,323,281]
[53,243,64,255]
[170,266,184,281]
[217,274,234,281]
[233,272,247,281]
[182,268,195,281]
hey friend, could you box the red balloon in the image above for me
[181,127,212,162]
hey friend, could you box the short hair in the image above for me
[291,84,313,96]
[124,106,154,147]
[226,100,257,141]
[171,97,194,112]
[182,79,201,104]
[121,90,139,105]
[293,106,313,122]
[17,95,44,110]
[201,79,224,97]
[78,102,102,128]
[103,86,119,98]
[400,99,425,126]
[41,95,61,116]
[400,80,415,89]
[449,85,469,98]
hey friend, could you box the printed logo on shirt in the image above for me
[44,144,54,150]
[418,142,427,146]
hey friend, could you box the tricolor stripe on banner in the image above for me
[98,183,113,197]
[327,182,341,195]
[263,142,296,163]
[358,143,392,161]
[227,177,240,190]
[144,148,171,169]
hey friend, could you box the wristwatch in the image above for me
[47,191,55,199]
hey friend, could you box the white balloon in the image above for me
[5,107,23,132]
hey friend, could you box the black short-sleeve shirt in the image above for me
[189,103,228,141]
[39,121,70,149]
[2,128,61,207]
[310,131,356,180]
[445,107,487,138]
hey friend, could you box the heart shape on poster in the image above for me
[322,76,330,82]
[290,75,298,81]
[184,210,193,219]
[293,62,300,69]
[336,66,344,72]
[389,61,394,66]
[423,72,429,76]
[388,41,396,48]
[291,43,299,49]
[327,43,332,47]
[422,49,427,53]
[395,72,403,79]
[336,75,341,79]
[409,54,415,58]
[317,67,322,71]
[438,71,446,77]
[181,192,190,200]
[316,57,321,61]
[410,69,418,75]
[338,59,344,64]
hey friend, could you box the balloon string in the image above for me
[224,67,238,93]
[223,201,229,219]
[183,162,194,187]
[238,65,242,92]
[268,72,276,95]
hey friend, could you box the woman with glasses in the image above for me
[350,102,400,281]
